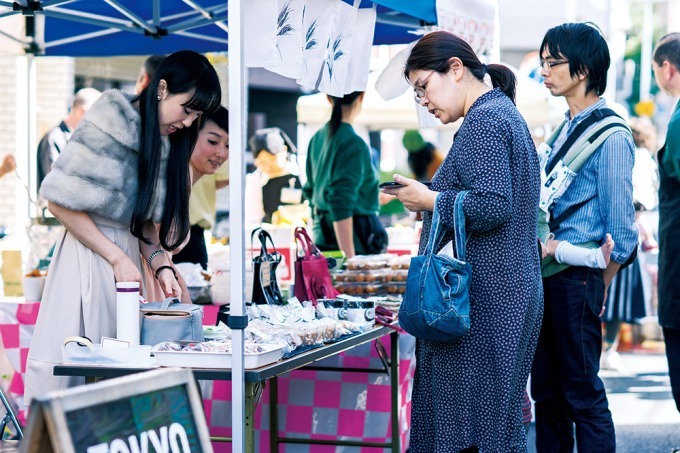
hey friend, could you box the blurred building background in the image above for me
[0,0,677,267]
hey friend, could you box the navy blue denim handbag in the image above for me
[399,191,471,342]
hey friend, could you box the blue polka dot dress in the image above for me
[408,89,544,452]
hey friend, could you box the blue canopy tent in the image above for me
[0,1,435,450]
[0,0,435,55]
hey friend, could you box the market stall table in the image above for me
[54,323,413,452]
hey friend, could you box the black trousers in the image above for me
[172,224,208,270]
[664,327,680,412]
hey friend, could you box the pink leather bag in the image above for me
[293,227,340,305]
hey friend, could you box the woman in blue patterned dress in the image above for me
[382,31,543,452]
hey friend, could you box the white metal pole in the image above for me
[640,0,653,101]
[228,0,247,450]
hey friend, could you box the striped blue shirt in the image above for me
[548,99,637,264]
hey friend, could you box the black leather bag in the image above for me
[353,214,388,255]
[251,228,285,305]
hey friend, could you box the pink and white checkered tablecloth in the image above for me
[0,297,41,424]
[201,306,416,452]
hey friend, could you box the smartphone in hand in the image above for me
[379,181,432,189]
[379,181,405,189]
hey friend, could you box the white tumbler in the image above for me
[116,281,140,345]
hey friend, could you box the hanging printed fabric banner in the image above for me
[265,0,306,79]
[317,1,358,97]
[435,0,498,57]
[343,4,376,94]
[296,0,340,90]
[243,0,279,68]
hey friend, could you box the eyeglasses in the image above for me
[539,59,568,72]
[413,70,437,103]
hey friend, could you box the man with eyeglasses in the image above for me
[530,23,637,453]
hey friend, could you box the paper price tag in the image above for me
[261,261,271,287]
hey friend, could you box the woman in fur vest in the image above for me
[25,50,221,404]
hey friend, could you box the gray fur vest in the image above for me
[40,89,168,225]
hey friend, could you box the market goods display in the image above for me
[333,254,410,298]
[148,298,374,367]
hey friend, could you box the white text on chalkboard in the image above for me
[86,423,191,453]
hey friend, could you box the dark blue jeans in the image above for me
[664,327,680,412]
[531,266,615,453]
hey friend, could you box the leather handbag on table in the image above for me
[353,214,389,255]
[251,227,285,305]
[140,297,204,346]
[294,227,340,305]
[399,191,471,342]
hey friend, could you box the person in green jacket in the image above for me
[302,91,381,258]
[653,31,680,415]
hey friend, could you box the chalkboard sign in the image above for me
[20,368,212,453]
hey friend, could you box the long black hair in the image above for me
[328,91,363,138]
[131,50,221,250]
[404,31,517,104]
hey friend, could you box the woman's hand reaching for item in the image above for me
[157,266,183,301]
[380,174,437,213]
[111,254,143,284]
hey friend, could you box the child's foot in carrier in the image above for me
[601,233,615,266]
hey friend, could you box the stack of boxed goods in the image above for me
[383,255,410,297]
[331,254,412,317]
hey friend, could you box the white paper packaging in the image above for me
[116,281,140,346]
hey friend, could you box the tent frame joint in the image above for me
[144,26,168,39]
[13,1,41,16]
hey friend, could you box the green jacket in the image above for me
[661,100,680,179]
[302,123,379,250]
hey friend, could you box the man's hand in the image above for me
[0,155,16,178]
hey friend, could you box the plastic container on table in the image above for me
[61,336,154,367]
[152,342,284,369]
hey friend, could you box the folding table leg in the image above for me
[269,377,279,453]
[245,381,263,453]
[390,331,400,452]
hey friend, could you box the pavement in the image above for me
[527,350,680,452]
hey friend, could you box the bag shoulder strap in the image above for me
[426,190,468,260]
[548,120,631,231]
[256,229,278,258]
[561,116,631,171]
[545,108,622,174]
[294,226,318,258]
[546,120,567,147]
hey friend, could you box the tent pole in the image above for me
[228,0,247,451]
[26,54,36,216]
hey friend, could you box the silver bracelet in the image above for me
[147,249,165,270]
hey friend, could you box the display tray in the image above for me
[152,343,284,370]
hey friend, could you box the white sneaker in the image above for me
[600,349,626,372]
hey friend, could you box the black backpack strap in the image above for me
[545,108,621,174]
[548,195,595,231]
